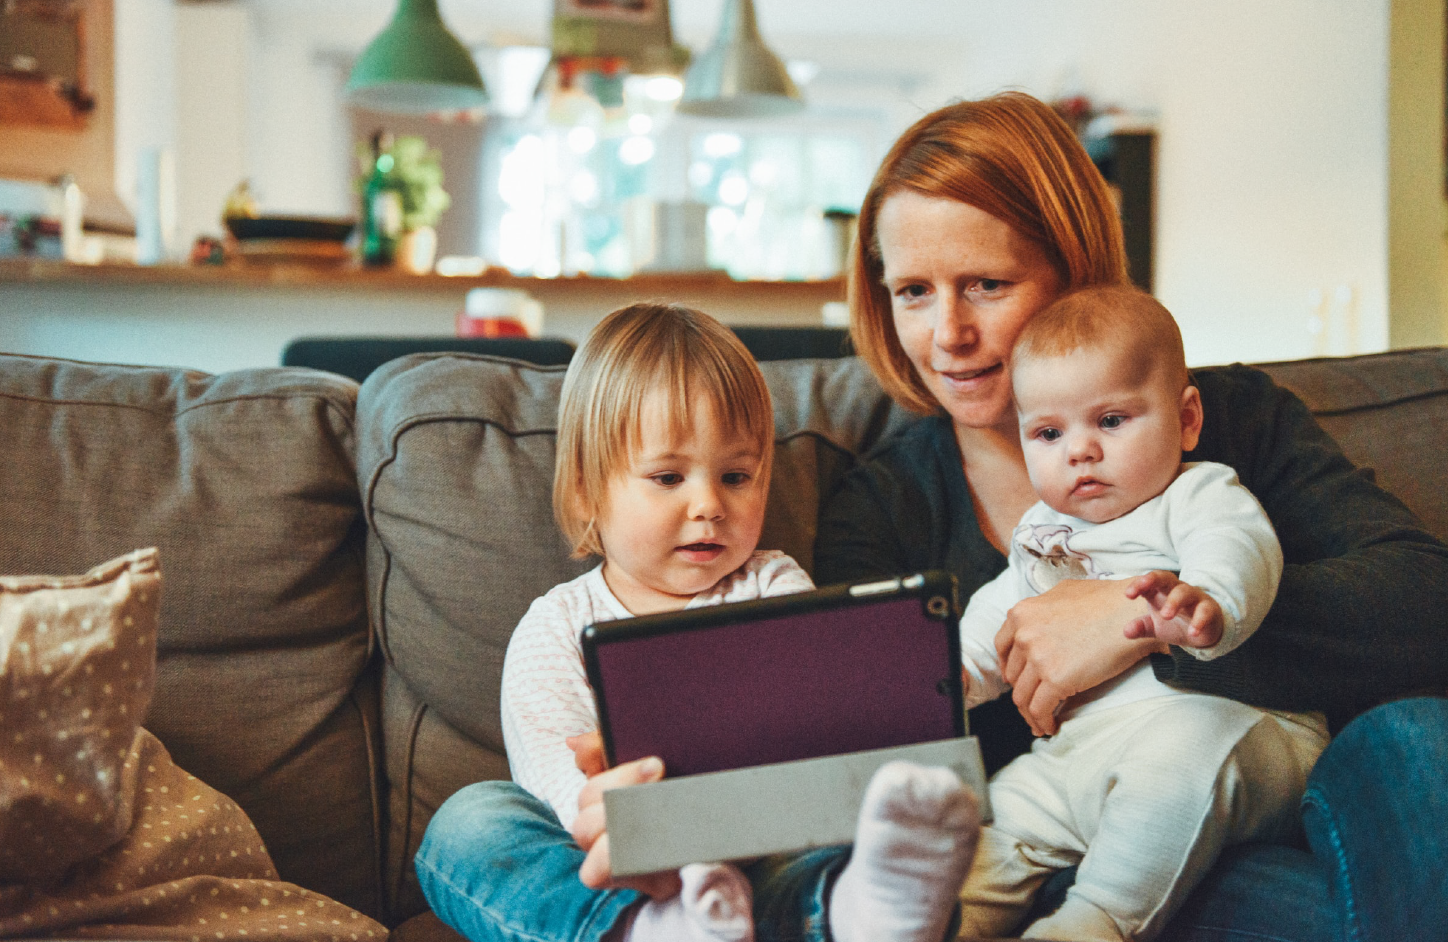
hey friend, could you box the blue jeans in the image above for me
[418,698,1448,942]
[415,781,849,942]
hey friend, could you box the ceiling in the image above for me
[241,0,1039,49]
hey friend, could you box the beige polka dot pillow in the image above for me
[0,547,160,884]
[0,549,387,941]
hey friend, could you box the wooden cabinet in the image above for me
[0,1,95,128]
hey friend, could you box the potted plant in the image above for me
[356,133,450,273]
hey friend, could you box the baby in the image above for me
[954,285,1330,941]
[471,303,980,942]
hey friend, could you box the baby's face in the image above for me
[1014,346,1201,523]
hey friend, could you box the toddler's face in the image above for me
[595,391,768,614]
[1014,346,1201,524]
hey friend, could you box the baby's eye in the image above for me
[722,471,752,486]
[1036,427,1062,443]
[1100,414,1126,430]
[651,472,683,487]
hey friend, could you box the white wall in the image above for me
[787,1,1397,365]
[175,3,249,246]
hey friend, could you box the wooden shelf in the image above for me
[0,257,845,301]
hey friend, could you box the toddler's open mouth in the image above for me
[677,542,725,561]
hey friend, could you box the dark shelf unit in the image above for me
[1088,130,1155,292]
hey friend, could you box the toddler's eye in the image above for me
[722,471,752,486]
[1036,428,1061,443]
[1100,415,1126,430]
[651,472,683,487]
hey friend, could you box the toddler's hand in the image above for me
[1123,571,1224,649]
[566,732,679,899]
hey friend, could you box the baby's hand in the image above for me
[1123,571,1223,649]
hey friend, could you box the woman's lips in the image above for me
[938,362,1002,387]
[677,542,725,562]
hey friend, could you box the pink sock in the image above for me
[828,761,981,942]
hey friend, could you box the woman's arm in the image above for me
[1161,366,1448,726]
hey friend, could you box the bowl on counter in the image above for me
[223,215,356,267]
[224,215,356,243]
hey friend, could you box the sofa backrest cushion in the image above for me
[0,354,381,918]
[1256,347,1448,541]
[355,352,913,920]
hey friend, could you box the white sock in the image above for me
[619,862,755,942]
[828,760,981,942]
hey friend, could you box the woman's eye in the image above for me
[1100,415,1126,430]
[894,283,928,301]
[977,279,1005,293]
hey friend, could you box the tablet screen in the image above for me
[583,572,964,777]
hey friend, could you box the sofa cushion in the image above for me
[355,352,913,920]
[0,354,380,918]
[1255,347,1448,541]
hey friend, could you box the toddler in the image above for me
[954,286,1330,941]
[427,303,980,942]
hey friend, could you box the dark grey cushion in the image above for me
[355,352,913,921]
[0,353,382,918]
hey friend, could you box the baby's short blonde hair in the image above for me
[1013,285,1190,392]
[553,303,774,559]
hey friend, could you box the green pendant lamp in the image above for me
[678,0,802,118]
[346,0,488,114]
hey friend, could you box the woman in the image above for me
[813,91,1448,940]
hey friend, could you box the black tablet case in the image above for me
[582,571,964,778]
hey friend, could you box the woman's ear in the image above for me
[1179,385,1204,453]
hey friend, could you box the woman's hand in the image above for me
[565,732,680,900]
[995,578,1168,736]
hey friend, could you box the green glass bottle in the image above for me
[360,131,403,267]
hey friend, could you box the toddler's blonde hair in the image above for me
[553,303,774,559]
[1013,285,1190,393]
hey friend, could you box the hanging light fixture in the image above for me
[677,0,802,118]
[346,0,488,114]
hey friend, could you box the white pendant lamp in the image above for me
[677,0,802,118]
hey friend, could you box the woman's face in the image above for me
[877,190,1064,431]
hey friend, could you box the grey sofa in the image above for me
[1,344,1444,937]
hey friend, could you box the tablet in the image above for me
[582,571,965,778]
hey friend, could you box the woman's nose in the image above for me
[932,294,978,351]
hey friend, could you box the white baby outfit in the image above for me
[956,462,1329,941]
[500,549,813,828]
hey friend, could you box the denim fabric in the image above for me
[1301,696,1448,942]
[415,781,849,942]
[415,782,639,942]
[744,848,850,942]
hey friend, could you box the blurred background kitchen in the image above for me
[1,0,1444,374]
